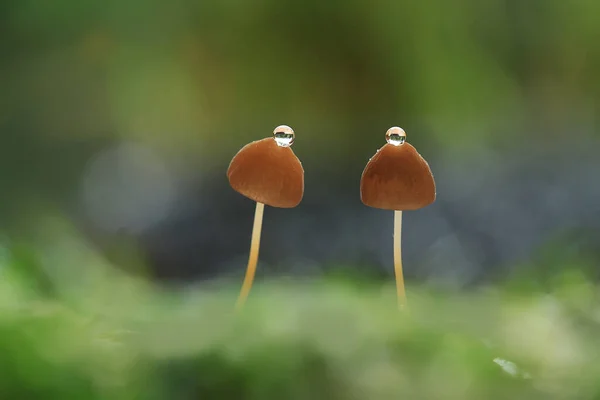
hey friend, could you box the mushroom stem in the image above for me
[393,210,408,310]
[236,201,265,309]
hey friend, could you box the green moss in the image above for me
[1,258,600,399]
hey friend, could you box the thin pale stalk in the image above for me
[236,202,265,310]
[394,210,408,310]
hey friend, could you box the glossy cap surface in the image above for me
[227,137,304,208]
[360,143,436,211]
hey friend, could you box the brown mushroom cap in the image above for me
[227,137,304,208]
[360,142,436,211]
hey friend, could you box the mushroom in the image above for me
[227,125,304,308]
[360,127,436,309]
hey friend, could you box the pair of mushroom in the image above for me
[227,125,435,310]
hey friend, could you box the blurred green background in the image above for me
[1,0,600,398]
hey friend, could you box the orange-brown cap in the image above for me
[360,129,436,211]
[227,128,304,208]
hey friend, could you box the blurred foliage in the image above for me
[4,0,599,134]
[2,0,600,209]
[1,231,600,399]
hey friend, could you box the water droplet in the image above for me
[273,125,295,147]
[385,126,406,146]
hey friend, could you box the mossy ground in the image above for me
[1,251,600,400]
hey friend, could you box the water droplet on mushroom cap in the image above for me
[228,129,304,208]
[385,126,406,146]
[273,125,295,147]
[361,129,435,211]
